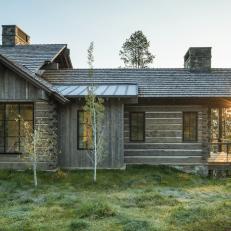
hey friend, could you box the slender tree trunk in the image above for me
[93,106,97,183]
[33,137,38,187]
[33,161,38,187]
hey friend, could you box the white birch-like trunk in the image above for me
[33,161,37,187]
[93,106,97,183]
[33,136,38,187]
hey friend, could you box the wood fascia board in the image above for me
[52,46,73,69]
[50,45,67,63]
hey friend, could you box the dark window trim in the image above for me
[182,111,198,143]
[129,112,145,142]
[0,102,34,154]
[77,110,93,150]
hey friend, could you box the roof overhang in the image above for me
[54,84,138,98]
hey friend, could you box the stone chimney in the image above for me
[2,25,30,46]
[184,47,211,72]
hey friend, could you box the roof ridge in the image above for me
[45,68,188,71]
[44,67,231,72]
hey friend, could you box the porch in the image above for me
[209,107,231,167]
[209,142,231,163]
[208,142,231,175]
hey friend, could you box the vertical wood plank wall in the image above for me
[124,104,209,165]
[58,100,124,169]
[0,63,44,100]
[0,63,58,169]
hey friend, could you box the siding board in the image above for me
[58,100,124,169]
[0,63,42,100]
[125,156,204,165]
[124,105,208,165]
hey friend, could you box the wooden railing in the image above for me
[210,142,231,163]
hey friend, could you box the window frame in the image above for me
[182,111,198,142]
[77,110,93,150]
[129,112,145,142]
[0,102,34,154]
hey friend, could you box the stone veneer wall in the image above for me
[34,100,58,169]
[2,25,30,46]
[184,47,211,72]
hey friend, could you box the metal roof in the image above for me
[55,84,138,97]
[43,68,231,98]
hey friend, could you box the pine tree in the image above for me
[120,30,155,68]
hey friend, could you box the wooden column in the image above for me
[218,107,223,152]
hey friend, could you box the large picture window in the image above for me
[183,112,198,142]
[0,103,33,154]
[78,111,93,150]
[130,112,145,142]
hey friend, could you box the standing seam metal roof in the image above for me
[55,84,138,97]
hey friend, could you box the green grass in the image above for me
[0,165,230,231]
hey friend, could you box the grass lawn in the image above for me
[0,165,230,231]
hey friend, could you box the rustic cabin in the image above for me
[0,25,231,175]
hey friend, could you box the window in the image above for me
[183,112,198,142]
[0,103,33,154]
[78,111,93,149]
[130,112,145,142]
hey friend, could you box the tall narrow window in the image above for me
[130,112,145,142]
[183,112,198,142]
[0,103,33,154]
[78,111,93,149]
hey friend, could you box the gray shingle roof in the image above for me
[43,68,231,98]
[0,44,66,73]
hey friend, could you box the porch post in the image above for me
[218,107,222,152]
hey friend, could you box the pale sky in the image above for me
[1,0,231,68]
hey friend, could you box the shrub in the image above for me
[77,200,116,219]
[53,169,68,180]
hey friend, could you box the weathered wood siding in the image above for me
[0,100,59,169]
[58,100,124,169]
[124,105,209,165]
[0,63,45,100]
[0,63,58,169]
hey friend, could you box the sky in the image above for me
[0,0,231,68]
